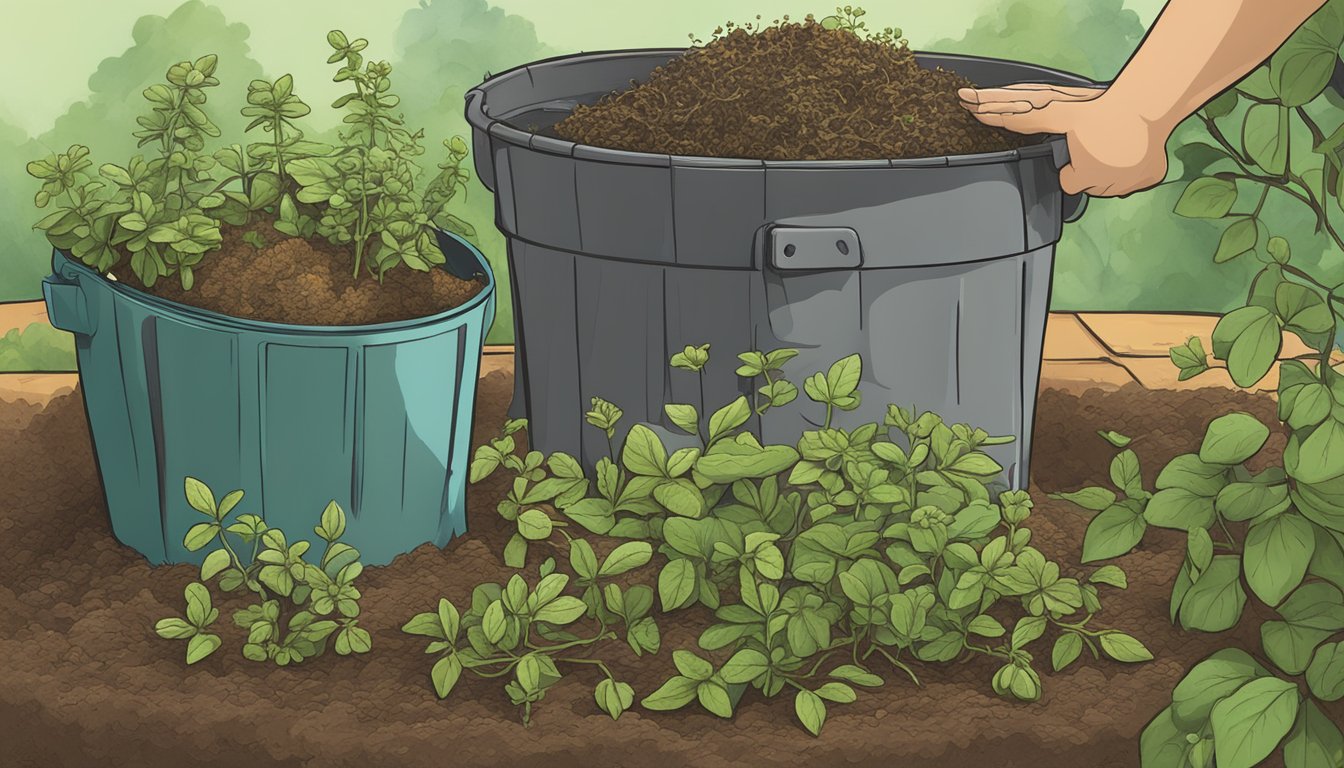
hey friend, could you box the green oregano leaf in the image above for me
[1175,177,1238,219]
[1089,565,1128,589]
[1096,429,1133,448]
[598,541,653,577]
[1098,631,1154,663]
[1179,555,1247,632]
[664,404,700,436]
[1241,104,1289,175]
[1284,700,1344,768]
[658,559,698,611]
[1052,486,1117,512]
[1243,512,1315,606]
[1306,641,1344,701]
[641,675,698,710]
[794,688,827,736]
[1200,412,1271,465]
[1210,306,1282,388]
[1209,676,1301,768]
[1052,633,1083,671]
[708,396,751,444]
[1214,216,1258,263]
[594,678,635,720]
[1081,505,1146,563]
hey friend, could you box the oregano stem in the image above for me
[1215,513,1238,548]
[871,645,920,686]
[1251,185,1268,218]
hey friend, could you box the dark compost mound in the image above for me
[552,19,1034,161]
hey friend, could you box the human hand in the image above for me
[958,84,1174,197]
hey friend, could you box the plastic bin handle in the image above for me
[766,226,863,271]
[1052,140,1088,223]
[42,277,95,337]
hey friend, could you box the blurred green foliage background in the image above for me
[2,0,1335,344]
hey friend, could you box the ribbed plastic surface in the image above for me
[43,230,495,566]
[467,49,1094,488]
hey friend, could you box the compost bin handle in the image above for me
[1052,140,1088,223]
[764,226,863,271]
[42,276,95,337]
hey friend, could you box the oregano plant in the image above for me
[28,30,476,290]
[1057,2,1344,761]
[410,346,1150,733]
[154,477,371,666]
[1060,409,1344,766]
[28,56,225,289]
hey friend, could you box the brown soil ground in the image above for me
[1,378,1338,768]
[130,220,485,326]
[552,19,1033,160]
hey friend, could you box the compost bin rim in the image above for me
[47,229,496,338]
[466,47,1095,170]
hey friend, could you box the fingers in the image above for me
[1057,164,1085,196]
[957,84,1104,131]
[996,84,1105,99]
[1057,168,1156,198]
[957,84,1103,108]
[963,101,1035,115]
[969,108,1067,135]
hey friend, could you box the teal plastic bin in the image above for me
[43,230,496,566]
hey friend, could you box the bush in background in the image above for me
[0,323,76,372]
[0,1,264,303]
[393,0,557,343]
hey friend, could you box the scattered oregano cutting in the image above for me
[550,8,1031,161]
[1060,413,1344,768]
[154,477,371,666]
[405,346,1150,734]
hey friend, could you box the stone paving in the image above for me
[2,300,1337,406]
[1041,311,1340,395]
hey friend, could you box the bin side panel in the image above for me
[574,256,666,465]
[261,343,356,539]
[510,240,584,461]
[507,258,529,421]
[951,255,1027,486]
[752,253,1046,491]
[510,148,581,250]
[765,166,1027,266]
[1019,157,1064,251]
[754,269,871,445]
[492,139,518,234]
[154,320,243,563]
[442,317,485,544]
[762,271,862,348]
[470,121,495,192]
[857,265,964,419]
[671,166,765,268]
[77,284,167,562]
[575,163,674,263]
[1017,246,1057,486]
[360,328,468,561]
[662,267,756,434]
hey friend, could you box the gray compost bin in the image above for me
[466,49,1092,488]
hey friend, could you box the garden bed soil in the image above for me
[1,377,1337,768]
[551,19,1034,160]
[127,220,485,326]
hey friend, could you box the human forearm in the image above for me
[1105,0,1327,133]
[958,0,1333,196]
